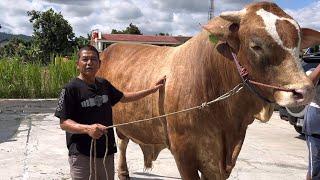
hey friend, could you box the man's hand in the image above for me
[120,75,167,103]
[150,76,166,93]
[308,64,320,85]
[87,124,108,139]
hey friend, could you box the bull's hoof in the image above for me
[118,174,130,180]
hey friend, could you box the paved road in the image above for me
[0,100,308,179]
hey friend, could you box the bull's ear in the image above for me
[220,9,246,24]
[203,18,240,48]
[301,28,320,49]
[203,8,245,40]
[202,17,235,41]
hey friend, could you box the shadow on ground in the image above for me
[0,100,57,143]
[0,115,21,143]
[295,134,306,141]
[132,172,181,180]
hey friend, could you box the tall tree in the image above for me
[157,32,169,36]
[0,38,31,61]
[111,23,142,35]
[27,8,75,63]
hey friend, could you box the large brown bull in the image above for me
[97,2,320,179]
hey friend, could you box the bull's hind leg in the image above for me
[116,130,130,180]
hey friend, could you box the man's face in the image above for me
[77,50,100,78]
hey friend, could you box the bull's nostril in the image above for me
[293,89,305,100]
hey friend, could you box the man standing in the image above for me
[55,45,165,180]
[303,62,320,180]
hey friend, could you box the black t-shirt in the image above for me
[55,77,123,158]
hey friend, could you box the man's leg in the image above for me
[97,154,115,180]
[93,154,115,180]
[307,135,320,179]
[106,154,115,180]
[69,153,115,180]
[306,135,312,180]
[68,154,90,180]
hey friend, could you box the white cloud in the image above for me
[0,0,36,34]
[284,1,320,31]
[150,0,208,12]
[62,5,96,17]
[108,1,143,20]
[1,0,319,37]
[42,0,92,5]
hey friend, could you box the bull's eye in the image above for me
[250,45,263,51]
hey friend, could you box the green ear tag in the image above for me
[209,34,218,44]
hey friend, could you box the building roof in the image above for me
[99,34,191,45]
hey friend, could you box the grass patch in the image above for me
[0,56,77,98]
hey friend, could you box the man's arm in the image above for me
[60,119,107,139]
[309,64,320,85]
[120,76,166,103]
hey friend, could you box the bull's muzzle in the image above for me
[274,83,315,107]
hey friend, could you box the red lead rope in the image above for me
[230,52,295,92]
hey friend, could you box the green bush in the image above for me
[0,55,77,98]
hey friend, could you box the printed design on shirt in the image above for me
[56,89,66,112]
[81,95,108,107]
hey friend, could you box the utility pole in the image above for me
[208,0,214,20]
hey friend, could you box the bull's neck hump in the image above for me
[172,31,240,99]
[177,31,237,81]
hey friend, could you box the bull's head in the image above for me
[203,2,320,108]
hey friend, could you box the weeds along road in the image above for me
[0,99,307,180]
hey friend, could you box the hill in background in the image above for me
[0,32,32,43]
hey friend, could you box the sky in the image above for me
[0,0,319,37]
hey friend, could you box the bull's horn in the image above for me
[220,8,247,23]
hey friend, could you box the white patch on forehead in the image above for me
[256,9,300,59]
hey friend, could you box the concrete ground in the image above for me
[0,99,308,180]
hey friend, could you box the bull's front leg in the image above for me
[226,128,247,177]
[116,130,130,180]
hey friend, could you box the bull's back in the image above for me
[99,43,172,86]
[97,43,174,144]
